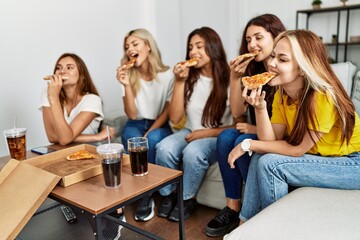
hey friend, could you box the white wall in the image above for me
[1,0,359,157]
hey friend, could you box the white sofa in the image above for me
[103,62,359,211]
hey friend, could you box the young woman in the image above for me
[205,14,286,237]
[41,53,114,145]
[116,28,174,221]
[155,27,233,221]
[228,29,360,223]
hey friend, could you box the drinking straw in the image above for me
[106,126,112,149]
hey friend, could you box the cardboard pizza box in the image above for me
[23,144,103,187]
[23,144,130,187]
[0,159,60,239]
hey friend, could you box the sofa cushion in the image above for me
[102,113,128,144]
[196,162,227,210]
[224,187,360,240]
[331,61,356,96]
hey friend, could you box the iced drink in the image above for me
[96,143,124,188]
[4,128,27,160]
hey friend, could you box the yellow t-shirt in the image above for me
[271,90,360,156]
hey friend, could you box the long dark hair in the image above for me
[185,27,230,128]
[239,14,286,123]
[53,53,99,107]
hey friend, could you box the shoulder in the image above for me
[82,94,102,104]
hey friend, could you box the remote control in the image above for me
[60,205,77,223]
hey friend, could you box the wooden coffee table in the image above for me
[51,163,184,240]
[0,147,185,240]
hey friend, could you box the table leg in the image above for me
[177,176,185,240]
[76,210,104,240]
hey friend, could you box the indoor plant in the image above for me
[312,0,322,9]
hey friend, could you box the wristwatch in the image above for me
[241,139,253,156]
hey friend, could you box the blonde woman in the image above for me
[228,30,360,224]
[116,28,174,221]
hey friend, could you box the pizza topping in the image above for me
[66,149,97,161]
[241,72,276,90]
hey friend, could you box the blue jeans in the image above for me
[217,128,257,200]
[121,119,173,164]
[155,128,218,200]
[240,151,360,221]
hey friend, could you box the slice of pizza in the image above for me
[241,72,276,90]
[66,149,97,161]
[235,51,259,61]
[43,75,69,80]
[125,56,138,70]
[180,58,198,67]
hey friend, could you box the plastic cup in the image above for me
[96,143,124,188]
[3,128,27,160]
[128,137,149,176]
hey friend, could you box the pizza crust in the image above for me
[43,75,69,80]
[241,72,276,90]
[66,149,97,161]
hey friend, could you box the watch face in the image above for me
[241,140,250,151]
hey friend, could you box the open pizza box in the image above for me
[0,144,130,239]
[0,159,61,239]
[24,144,103,187]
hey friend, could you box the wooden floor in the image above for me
[124,192,225,240]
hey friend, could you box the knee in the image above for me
[257,154,276,174]
[183,145,207,167]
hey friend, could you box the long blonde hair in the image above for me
[121,28,169,96]
[275,30,355,146]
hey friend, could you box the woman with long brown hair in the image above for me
[155,26,233,221]
[41,53,113,145]
[206,14,286,237]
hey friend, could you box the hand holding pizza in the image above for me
[230,52,258,79]
[242,85,268,111]
[46,75,64,103]
[173,62,190,82]
[116,65,130,86]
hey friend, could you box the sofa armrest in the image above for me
[225,187,360,240]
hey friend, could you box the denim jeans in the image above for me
[121,119,173,164]
[155,128,218,200]
[240,151,360,221]
[217,128,257,200]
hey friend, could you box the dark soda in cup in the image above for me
[102,158,121,187]
[96,143,124,188]
[129,147,148,176]
[128,137,149,176]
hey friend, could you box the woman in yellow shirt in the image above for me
[228,29,360,223]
